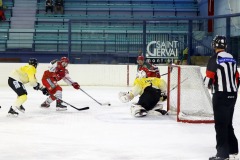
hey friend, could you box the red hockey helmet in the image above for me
[60,57,69,67]
[137,55,144,61]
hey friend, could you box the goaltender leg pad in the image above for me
[138,86,161,111]
[131,103,147,117]
[152,102,163,110]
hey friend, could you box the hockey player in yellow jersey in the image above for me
[119,69,168,117]
[8,58,48,116]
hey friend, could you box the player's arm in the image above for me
[27,67,39,87]
[62,70,80,89]
[236,69,240,89]
[204,55,217,89]
[48,59,58,72]
[153,78,167,101]
[119,78,143,103]
[27,67,49,95]
[158,78,167,101]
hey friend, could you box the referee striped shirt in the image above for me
[204,51,239,93]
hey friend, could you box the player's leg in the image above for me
[130,103,147,117]
[8,77,28,116]
[53,86,67,111]
[138,86,161,111]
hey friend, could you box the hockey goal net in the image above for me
[167,65,214,123]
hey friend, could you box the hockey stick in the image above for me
[80,88,111,106]
[170,77,188,92]
[160,63,174,77]
[51,94,89,111]
[62,76,110,106]
[160,72,168,76]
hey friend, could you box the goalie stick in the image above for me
[80,88,111,106]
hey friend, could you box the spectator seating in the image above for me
[37,0,199,18]
[1,0,201,53]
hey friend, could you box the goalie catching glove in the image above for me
[118,92,134,103]
[72,82,80,90]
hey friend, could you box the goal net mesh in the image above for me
[167,65,214,123]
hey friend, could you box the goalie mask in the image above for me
[137,70,147,79]
[211,35,227,50]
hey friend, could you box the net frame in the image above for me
[167,65,214,123]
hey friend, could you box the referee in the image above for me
[204,35,239,160]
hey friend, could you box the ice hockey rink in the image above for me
[0,85,240,160]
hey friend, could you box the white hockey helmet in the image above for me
[137,70,147,79]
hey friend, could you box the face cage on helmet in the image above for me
[29,60,38,68]
[61,61,68,67]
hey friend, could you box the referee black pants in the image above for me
[212,92,238,158]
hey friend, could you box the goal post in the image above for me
[167,65,214,123]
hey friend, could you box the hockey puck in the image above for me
[108,103,111,106]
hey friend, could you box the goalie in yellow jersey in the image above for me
[7,58,49,116]
[119,69,168,117]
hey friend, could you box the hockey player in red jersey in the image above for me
[137,55,160,78]
[40,57,80,111]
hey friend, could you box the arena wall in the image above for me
[0,63,207,86]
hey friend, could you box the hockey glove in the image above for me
[118,92,134,103]
[41,87,49,96]
[72,82,80,90]
[160,92,167,102]
[33,83,40,90]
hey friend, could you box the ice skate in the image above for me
[149,103,168,115]
[134,109,147,117]
[131,103,147,117]
[12,105,25,113]
[41,101,50,108]
[8,107,19,117]
[154,109,168,115]
[56,100,67,111]
[19,105,25,113]
[229,153,239,160]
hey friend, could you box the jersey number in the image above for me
[13,81,21,89]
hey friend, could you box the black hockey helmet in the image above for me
[211,35,227,50]
[29,58,38,68]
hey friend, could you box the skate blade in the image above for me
[56,108,67,111]
[7,113,18,117]
[40,106,50,108]
[135,112,147,117]
[12,106,25,113]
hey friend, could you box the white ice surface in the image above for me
[0,86,239,160]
